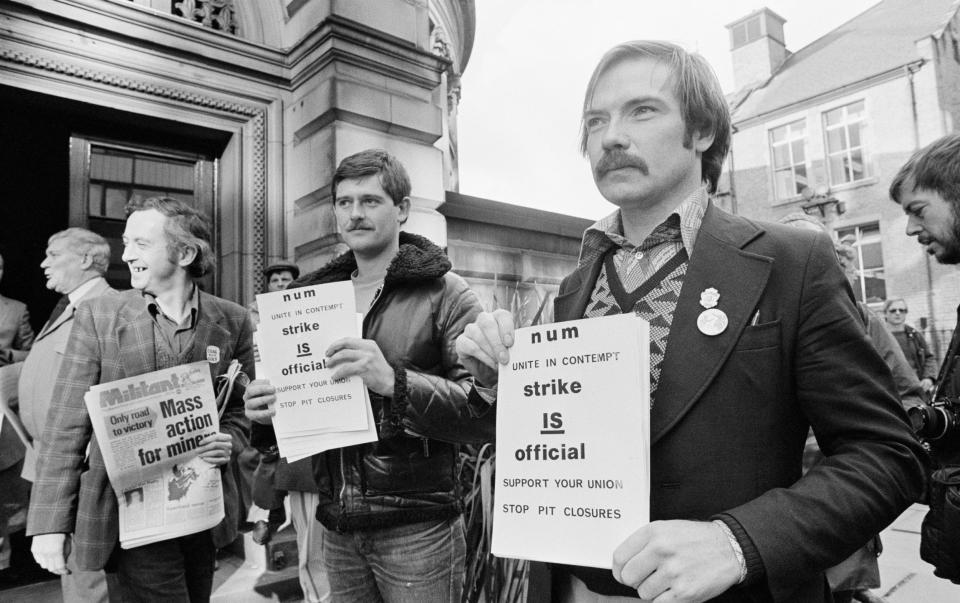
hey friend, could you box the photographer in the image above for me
[890,132,960,584]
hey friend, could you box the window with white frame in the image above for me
[823,101,868,186]
[836,222,885,303]
[769,119,808,200]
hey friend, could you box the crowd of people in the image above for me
[1,39,959,603]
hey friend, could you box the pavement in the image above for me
[3,504,960,602]
[870,503,960,602]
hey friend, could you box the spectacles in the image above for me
[887,308,908,314]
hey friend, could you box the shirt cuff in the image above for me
[712,519,747,584]
[714,514,765,586]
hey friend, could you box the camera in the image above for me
[908,397,960,441]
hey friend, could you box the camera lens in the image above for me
[908,404,951,440]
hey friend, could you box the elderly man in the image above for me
[456,41,925,602]
[27,197,253,601]
[17,228,116,601]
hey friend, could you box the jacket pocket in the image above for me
[733,320,780,351]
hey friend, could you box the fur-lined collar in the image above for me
[295,232,451,288]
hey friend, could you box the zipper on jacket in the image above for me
[338,449,348,511]
[421,437,430,458]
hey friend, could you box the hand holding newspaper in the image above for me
[84,361,225,548]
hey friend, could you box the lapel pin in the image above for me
[206,346,221,364]
[698,287,728,336]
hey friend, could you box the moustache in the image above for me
[594,150,649,178]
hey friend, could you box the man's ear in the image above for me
[79,253,94,270]
[176,245,198,269]
[397,197,411,225]
[692,128,715,154]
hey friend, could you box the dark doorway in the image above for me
[0,85,230,331]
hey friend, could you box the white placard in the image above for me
[256,283,377,459]
[492,313,650,569]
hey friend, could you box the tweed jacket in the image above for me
[26,288,254,571]
[542,203,925,602]
[19,278,115,449]
[0,293,34,365]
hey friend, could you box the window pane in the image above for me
[774,170,794,199]
[849,149,864,181]
[135,157,194,189]
[848,101,865,120]
[91,152,133,182]
[791,139,805,162]
[772,145,791,168]
[829,156,847,185]
[826,128,846,151]
[88,183,103,217]
[770,126,786,143]
[861,242,883,269]
[105,187,128,219]
[848,123,862,148]
[794,165,808,192]
[824,107,843,127]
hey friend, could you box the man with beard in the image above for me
[890,132,960,584]
[456,40,925,602]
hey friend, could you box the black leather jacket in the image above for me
[253,233,494,532]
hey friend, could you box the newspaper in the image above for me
[83,361,225,549]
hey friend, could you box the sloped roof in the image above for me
[732,0,959,123]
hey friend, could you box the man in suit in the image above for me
[0,252,35,366]
[27,197,253,601]
[16,227,115,601]
[456,41,925,602]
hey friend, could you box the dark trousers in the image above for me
[115,529,216,603]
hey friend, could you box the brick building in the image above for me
[724,0,960,356]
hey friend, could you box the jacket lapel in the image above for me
[116,295,156,379]
[554,260,604,322]
[651,205,772,444]
[193,291,232,377]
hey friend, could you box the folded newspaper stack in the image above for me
[84,361,225,549]
[255,281,377,462]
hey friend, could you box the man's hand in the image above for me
[196,432,233,466]
[455,309,516,388]
[326,338,395,396]
[32,533,71,575]
[921,377,935,397]
[243,379,277,425]
[612,520,741,602]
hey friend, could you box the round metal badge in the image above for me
[697,308,728,336]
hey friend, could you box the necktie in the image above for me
[42,295,70,333]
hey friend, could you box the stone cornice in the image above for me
[287,14,447,90]
[0,43,268,282]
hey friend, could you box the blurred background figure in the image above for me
[883,298,937,399]
[247,262,299,325]
[0,252,34,367]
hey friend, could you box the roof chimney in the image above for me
[726,7,788,90]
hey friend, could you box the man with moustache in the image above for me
[27,197,253,602]
[244,149,493,602]
[456,41,924,602]
[890,132,960,584]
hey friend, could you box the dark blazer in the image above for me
[549,204,925,602]
[26,289,254,571]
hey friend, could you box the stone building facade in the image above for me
[0,0,475,325]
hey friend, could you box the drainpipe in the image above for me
[727,125,739,215]
[906,60,941,358]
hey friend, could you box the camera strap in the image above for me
[932,307,960,400]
